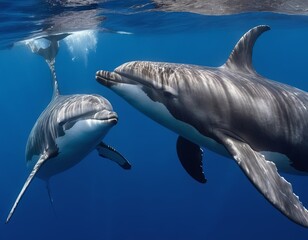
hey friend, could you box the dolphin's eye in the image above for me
[162,86,178,99]
[163,90,175,98]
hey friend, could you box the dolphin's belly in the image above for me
[32,119,110,179]
[36,147,89,179]
[260,151,308,175]
[125,86,231,157]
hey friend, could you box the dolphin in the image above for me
[6,39,131,224]
[96,25,308,227]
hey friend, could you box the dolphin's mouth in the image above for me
[96,70,123,87]
[66,110,118,126]
[62,111,118,131]
[93,110,118,124]
[96,70,141,87]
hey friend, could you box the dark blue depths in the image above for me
[0,20,308,240]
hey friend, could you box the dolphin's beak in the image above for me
[96,70,122,87]
[94,110,118,124]
[107,111,118,124]
[96,69,142,87]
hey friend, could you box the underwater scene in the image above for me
[1,1,308,239]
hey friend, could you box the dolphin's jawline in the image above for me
[96,70,146,88]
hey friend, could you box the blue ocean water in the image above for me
[0,1,308,240]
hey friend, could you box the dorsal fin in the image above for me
[223,25,270,74]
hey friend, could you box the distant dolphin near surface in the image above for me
[6,36,131,223]
[96,25,308,227]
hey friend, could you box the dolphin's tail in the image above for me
[46,59,60,99]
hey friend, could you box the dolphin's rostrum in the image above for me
[96,25,308,227]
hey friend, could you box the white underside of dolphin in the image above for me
[96,25,308,227]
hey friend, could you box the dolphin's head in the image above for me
[96,61,207,132]
[96,61,186,123]
[96,61,180,100]
[56,94,118,137]
[26,94,118,164]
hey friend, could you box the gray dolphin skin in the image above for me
[6,37,131,224]
[96,25,308,227]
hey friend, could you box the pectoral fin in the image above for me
[96,142,131,169]
[6,152,51,223]
[176,136,206,183]
[215,131,308,227]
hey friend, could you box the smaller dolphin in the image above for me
[6,38,130,223]
[96,25,308,227]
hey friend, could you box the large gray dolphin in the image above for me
[6,37,131,223]
[96,25,308,227]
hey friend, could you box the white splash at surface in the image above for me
[63,30,98,65]
[25,38,51,54]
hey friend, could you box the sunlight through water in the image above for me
[63,30,98,65]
